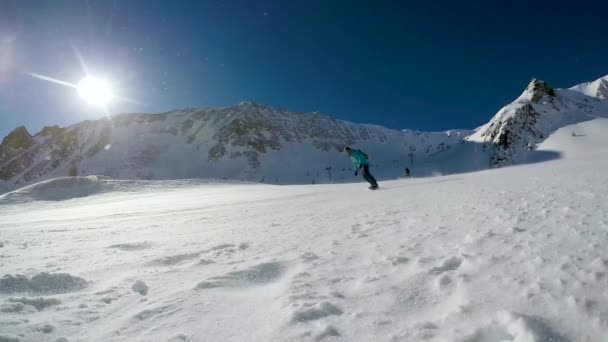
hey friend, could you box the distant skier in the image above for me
[344,146,379,190]
[405,167,411,179]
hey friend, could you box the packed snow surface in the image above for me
[1,119,608,341]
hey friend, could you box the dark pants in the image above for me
[361,164,378,187]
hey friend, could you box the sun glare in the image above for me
[77,76,113,106]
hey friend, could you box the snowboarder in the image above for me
[405,167,411,179]
[343,146,379,190]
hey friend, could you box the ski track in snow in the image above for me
[1,120,608,341]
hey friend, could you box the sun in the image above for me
[76,76,113,106]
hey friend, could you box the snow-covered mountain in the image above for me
[467,77,608,166]
[1,75,607,192]
[0,102,470,191]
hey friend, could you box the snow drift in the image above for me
[0,176,261,204]
[0,176,116,204]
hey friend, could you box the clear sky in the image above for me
[1,0,607,138]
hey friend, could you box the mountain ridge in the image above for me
[570,75,608,100]
[0,102,471,190]
[1,74,607,192]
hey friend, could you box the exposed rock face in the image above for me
[598,79,608,99]
[480,103,543,166]
[0,124,81,183]
[0,127,35,161]
[526,79,556,103]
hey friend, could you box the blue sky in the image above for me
[0,0,607,138]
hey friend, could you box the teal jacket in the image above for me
[349,149,369,170]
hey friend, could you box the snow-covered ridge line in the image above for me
[0,101,470,190]
[570,75,608,99]
[1,74,607,191]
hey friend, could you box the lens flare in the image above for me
[76,76,113,106]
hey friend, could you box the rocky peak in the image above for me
[3,126,31,139]
[525,79,555,102]
[0,126,35,159]
[238,100,264,109]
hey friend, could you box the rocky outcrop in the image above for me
[526,79,555,103]
[598,79,608,99]
[0,126,35,161]
[480,103,543,166]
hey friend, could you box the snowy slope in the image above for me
[570,75,608,99]
[1,118,608,341]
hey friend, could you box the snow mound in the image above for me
[0,176,115,204]
[291,302,344,323]
[0,272,87,295]
[465,311,567,342]
[131,280,149,296]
